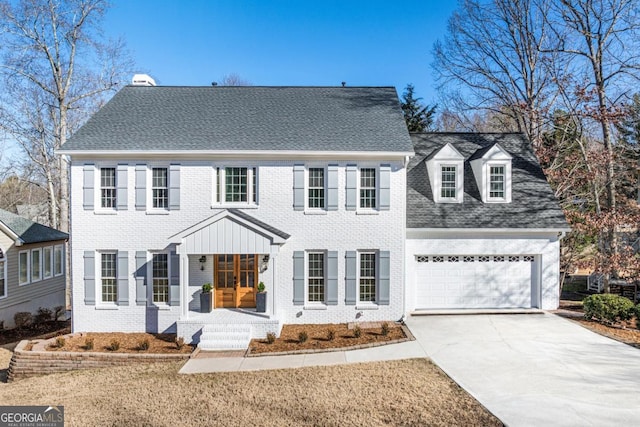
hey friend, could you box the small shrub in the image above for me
[53,306,66,321]
[137,339,150,351]
[35,307,53,324]
[14,312,32,329]
[583,294,634,324]
[326,328,336,341]
[353,325,362,338]
[107,339,121,351]
[265,332,276,344]
[298,331,308,344]
[381,322,390,336]
[175,336,185,350]
[84,338,94,351]
[54,336,66,348]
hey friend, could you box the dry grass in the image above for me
[0,356,500,426]
[250,322,406,354]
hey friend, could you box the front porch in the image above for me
[177,308,282,348]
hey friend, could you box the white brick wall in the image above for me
[405,231,561,311]
[70,159,407,334]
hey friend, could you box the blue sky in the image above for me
[105,0,458,104]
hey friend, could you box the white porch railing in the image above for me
[587,273,604,293]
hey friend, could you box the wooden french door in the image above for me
[214,254,258,308]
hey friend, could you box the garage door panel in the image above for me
[414,255,534,309]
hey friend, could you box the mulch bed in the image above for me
[46,332,193,354]
[0,320,70,346]
[249,322,407,354]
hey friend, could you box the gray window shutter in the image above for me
[345,165,357,211]
[83,164,94,210]
[293,165,305,211]
[345,251,357,305]
[117,164,128,210]
[117,251,129,306]
[135,165,146,210]
[379,164,391,211]
[293,251,304,305]
[83,251,95,305]
[169,164,180,210]
[170,251,180,306]
[135,251,147,305]
[327,165,338,211]
[326,251,338,305]
[379,251,390,305]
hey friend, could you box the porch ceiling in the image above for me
[169,209,289,254]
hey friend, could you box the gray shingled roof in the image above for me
[60,86,413,153]
[228,209,290,240]
[407,133,569,230]
[0,209,68,244]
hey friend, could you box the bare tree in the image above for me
[433,0,554,146]
[0,0,133,231]
[219,73,251,86]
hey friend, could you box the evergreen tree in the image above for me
[401,84,436,132]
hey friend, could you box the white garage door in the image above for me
[414,255,535,309]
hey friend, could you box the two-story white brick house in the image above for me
[59,83,413,346]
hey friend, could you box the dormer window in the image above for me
[470,143,512,203]
[426,143,464,203]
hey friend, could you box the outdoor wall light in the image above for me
[199,256,206,270]
[260,254,270,273]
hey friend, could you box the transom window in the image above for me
[441,166,457,199]
[152,254,169,303]
[100,167,116,208]
[308,168,325,209]
[489,166,505,199]
[360,168,376,208]
[101,253,117,303]
[308,252,325,303]
[359,252,376,303]
[152,168,168,209]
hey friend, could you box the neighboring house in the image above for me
[58,82,412,346]
[58,79,568,348]
[405,133,569,311]
[0,209,68,328]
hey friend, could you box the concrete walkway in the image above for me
[406,313,640,427]
[179,339,426,373]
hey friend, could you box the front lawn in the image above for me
[0,353,501,426]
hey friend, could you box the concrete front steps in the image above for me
[197,324,253,351]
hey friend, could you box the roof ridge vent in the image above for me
[131,74,156,86]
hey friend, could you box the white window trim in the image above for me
[148,251,171,306]
[305,166,327,213]
[43,246,53,279]
[356,250,379,306]
[54,244,64,277]
[149,166,169,211]
[212,166,259,208]
[18,250,30,286]
[357,166,379,212]
[439,164,459,201]
[98,251,118,305]
[304,250,327,307]
[485,161,512,203]
[0,252,7,299]
[96,165,117,212]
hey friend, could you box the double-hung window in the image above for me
[359,252,377,303]
[152,253,169,303]
[101,252,117,303]
[307,252,325,303]
[308,168,325,209]
[100,167,116,208]
[43,246,53,279]
[54,245,64,276]
[19,251,29,285]
[31,248,41,282]
[215,167,258,205]
[152,168,169,209]
[489,165,505,199]
[360,168,376,209]
[440,166,457,199]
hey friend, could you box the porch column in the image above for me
[180,249,189,318]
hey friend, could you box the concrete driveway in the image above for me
[406,313,640,427]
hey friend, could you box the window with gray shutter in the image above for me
[326,251,338,305]
[117,251,129,305]
[345,251,357,304]
[135,165,146,210]
[169,164,181,210]
[345,165,357,210]
[170,251,180,306]
[135,251,147,305]
[379,165,391,210]
[293,165,305,211]
[327,165,338,211]
[117,164,128,210]
[293,251,304,305]
[378,251,390,305]
[83,165,95,210]
[84,251,95,305]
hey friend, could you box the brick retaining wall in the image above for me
[8,340,190,382]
